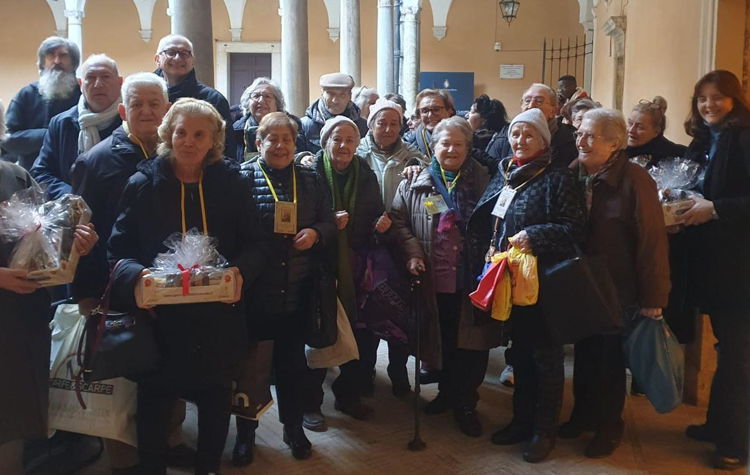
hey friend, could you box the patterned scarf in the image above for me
[77,94,122,153]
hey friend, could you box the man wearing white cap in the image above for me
[300,72,368,153]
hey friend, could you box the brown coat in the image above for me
[583,150,671,309]
[391,158,504,368]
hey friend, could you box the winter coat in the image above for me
[239,159,336,330]
[70,126,152,301]
[155,68,237,160]
[108,157,268,388]
[683,127,750,316]
[3,81,81,169]
[30,105,122,200]
[356,132,429,211]
[626,135,688,167]
[0,161,52,445]
[580,150,671,310]
[234,112,306,160]
[477,150,587,346]
[390,157,501,367]
[300,99,368,153]
[475,125,509,157]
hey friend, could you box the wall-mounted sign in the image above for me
[419,72,474,111]
[500,64,524,79]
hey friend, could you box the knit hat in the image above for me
[509,108,551,146]
[320,115,361,148]
[320,72,355,89]
[367,98,404,127]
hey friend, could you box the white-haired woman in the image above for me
[109,98,268,475]
[480,108,586,463]
[391,116,501,438]
[560,108,669,459]
[234,77,305,160]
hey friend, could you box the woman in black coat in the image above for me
[108,98,267,475]
[680,70,750,471]
[626,96,688,167]
[236,112,336,463]
[466,94,510,154]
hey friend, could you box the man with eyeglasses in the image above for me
[403,88,455,158]
[488,83,578,169]
[2,37,81,170]
[300,72,368,153]
[154,34,236,160]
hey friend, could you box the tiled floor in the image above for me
[39,346,746,475]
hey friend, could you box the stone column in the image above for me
[340,0,361,85]
[64,8,85,62]
[171,0,215,87]
[401,5,421,113]
[377,0,395,95]
[582,20,594,95]
[280,0,310,117]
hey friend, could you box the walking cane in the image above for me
[408,273,426,451]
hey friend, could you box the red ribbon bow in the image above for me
[176,264,199,296]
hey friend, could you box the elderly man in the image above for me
[30,54,122,200]
[154,34,236,160]
[300,72,367,153]
[3,37,81,170]
[488,83,577,168]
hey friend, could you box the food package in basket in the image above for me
[0,188,92,286]
[647,158,703,226]
[138,228,235,306]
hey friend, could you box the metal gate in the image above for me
[541,36,593,88]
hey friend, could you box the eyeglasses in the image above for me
[638,99,662,109]
[250,92,275,103]
[418,106,445,116]
[521,96,549,106]
[160,49,193,59]
[575,131,607,145]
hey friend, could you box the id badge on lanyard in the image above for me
[424,194,449,215]
[274,201,297,234]
[491,186,517,219]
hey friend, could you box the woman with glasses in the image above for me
[481,109,585,464]
[680,70,750,471]
[626,97,687,168]
[560,108,669,459]
[234,77,305,161]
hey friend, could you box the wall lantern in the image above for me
[499,0,520,25]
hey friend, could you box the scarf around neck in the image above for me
[77,94,122,153]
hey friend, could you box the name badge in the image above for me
[491,186,517,219]
[274,201,297,234]
[424,194,449,215]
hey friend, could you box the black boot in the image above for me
[283,424,312,460]
[491,418,533,446]
[232,418,257,467]
[523,434,556,463]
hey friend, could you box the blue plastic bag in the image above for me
[622,316,684,414]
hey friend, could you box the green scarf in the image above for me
[323,153,360,321]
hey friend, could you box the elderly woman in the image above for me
[481,108,586,463]
[108,98,268,475]
[238,112,336,461]
[681,70,750,471]
[234,77,305,160]
[570,98,598,130]
[626,96,687,167]
[391,116,500,438]
[559,109,670,459]
[466,94,510,153]
[354,98,429,396]
[353,86,379,124]
[404,89,456,157]
[0,101,96,475]
[304,115,394,421]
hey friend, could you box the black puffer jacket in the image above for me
[240,159,336,324]
[108,157,268,388]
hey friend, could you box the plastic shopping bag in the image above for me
[507,246,539,306]
[48,304,138,447]
[306,297,360,369]
[489,253,512,321]
[470,252,508,312]
[233,340,274,421]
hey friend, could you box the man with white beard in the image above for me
[2,37,81,170]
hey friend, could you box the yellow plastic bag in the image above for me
[507,246,539,306]
[489,252,512,321]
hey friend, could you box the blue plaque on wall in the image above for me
[419,72,474,111]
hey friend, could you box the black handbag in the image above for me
[305,258,338,348]
[77,261,163,382]
[538,240,623,345]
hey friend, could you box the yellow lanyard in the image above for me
[503,159,548,193]
[259,162,297,203]
[421,127,433,158]
[123,123,150,158]
[180,177,208,235]
[440,167,461,192]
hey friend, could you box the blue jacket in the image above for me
[29,105,121,200]
[3,82,81,170]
